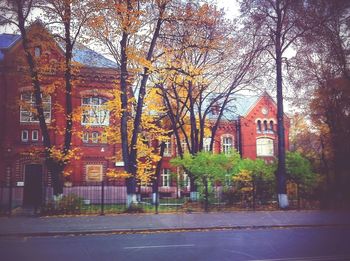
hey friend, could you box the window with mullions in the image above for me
[164,139,172,156]
[82,132,89,143]
[256,138,274,156]
[222,136,233,154]
[203,137,211,152]
[180,139,187,154]
[161,169,171,187]
[81,97,109,126]
[182,172,190,188]
[20,92,51,123]
[91,131,99,143]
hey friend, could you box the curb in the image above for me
[1,223,350,238]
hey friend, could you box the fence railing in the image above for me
[0,180,320,216]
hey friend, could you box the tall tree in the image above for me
[240,0,312,208]
[156,1,264,198]
[288,0,350,207]
[0,0,95,195]
[89,0,172,206]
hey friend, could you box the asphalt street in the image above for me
[1,227,350,261]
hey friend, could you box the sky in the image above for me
[216,0,241,19]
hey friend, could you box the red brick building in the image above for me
[0,25,290,205]
[158,93,290,195]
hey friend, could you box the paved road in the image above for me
[1,227,350,261]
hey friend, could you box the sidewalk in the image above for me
[1,210,350,237]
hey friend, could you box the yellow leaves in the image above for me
[48,146,81,162]
[72,106,83,123]
[63,167,73,177]
[233,169,253,183]
[127,47,154,71]
[233,170,253,193]
[106,169,131,180]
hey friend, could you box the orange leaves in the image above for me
[48,146,81,162]
[106,169,132,180]
[113,1,144,34]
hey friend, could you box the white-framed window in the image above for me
[21,130,29,142]
[32,130,39,141]
[164,139,172,156]
[161,169,171,187]
[222,136,233,154]
[91,131,99,143]
[20,92,51,123]
[180,139,187,154]
[203,137,211,152]
[81,97,109,126]
[225,174,232,186]
[85,164,103,182]
[183,172,190,188]
[256,138,274,156]
[82,132,89,143]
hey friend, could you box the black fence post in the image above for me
[155,191,159,214]
[8,177,12,216]
[297,183,300,210]
[101,180,105,216]
[252,179,256,211]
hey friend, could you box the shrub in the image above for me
[42,194,83,215]
[124,203,144,213]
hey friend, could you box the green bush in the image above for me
[124,203,144,213]
[42,194,83,215]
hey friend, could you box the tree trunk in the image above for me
[203,177,209,212]
[48,159,64,195]
[152,141,166,207]
[275,0,288,209]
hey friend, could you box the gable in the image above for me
[0,22,118,69]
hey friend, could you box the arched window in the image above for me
[269,120,274,132]
[81,97,109,126]
[20,92,51,123]
[34,46,41,57]
[257,120,262,132]
[263,120,268,132]
[256,138,274,156]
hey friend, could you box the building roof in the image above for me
[58,42,118,69]
[0,33,118,68]
[231,94,260,117]
[207,93,261,121]
[0,34,21,49]
[0,34,21,61]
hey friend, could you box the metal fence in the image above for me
[0,180,320,216]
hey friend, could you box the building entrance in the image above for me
[23,164,43,207]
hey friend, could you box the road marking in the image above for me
[123,244,194,249]
[249,255,350,261]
